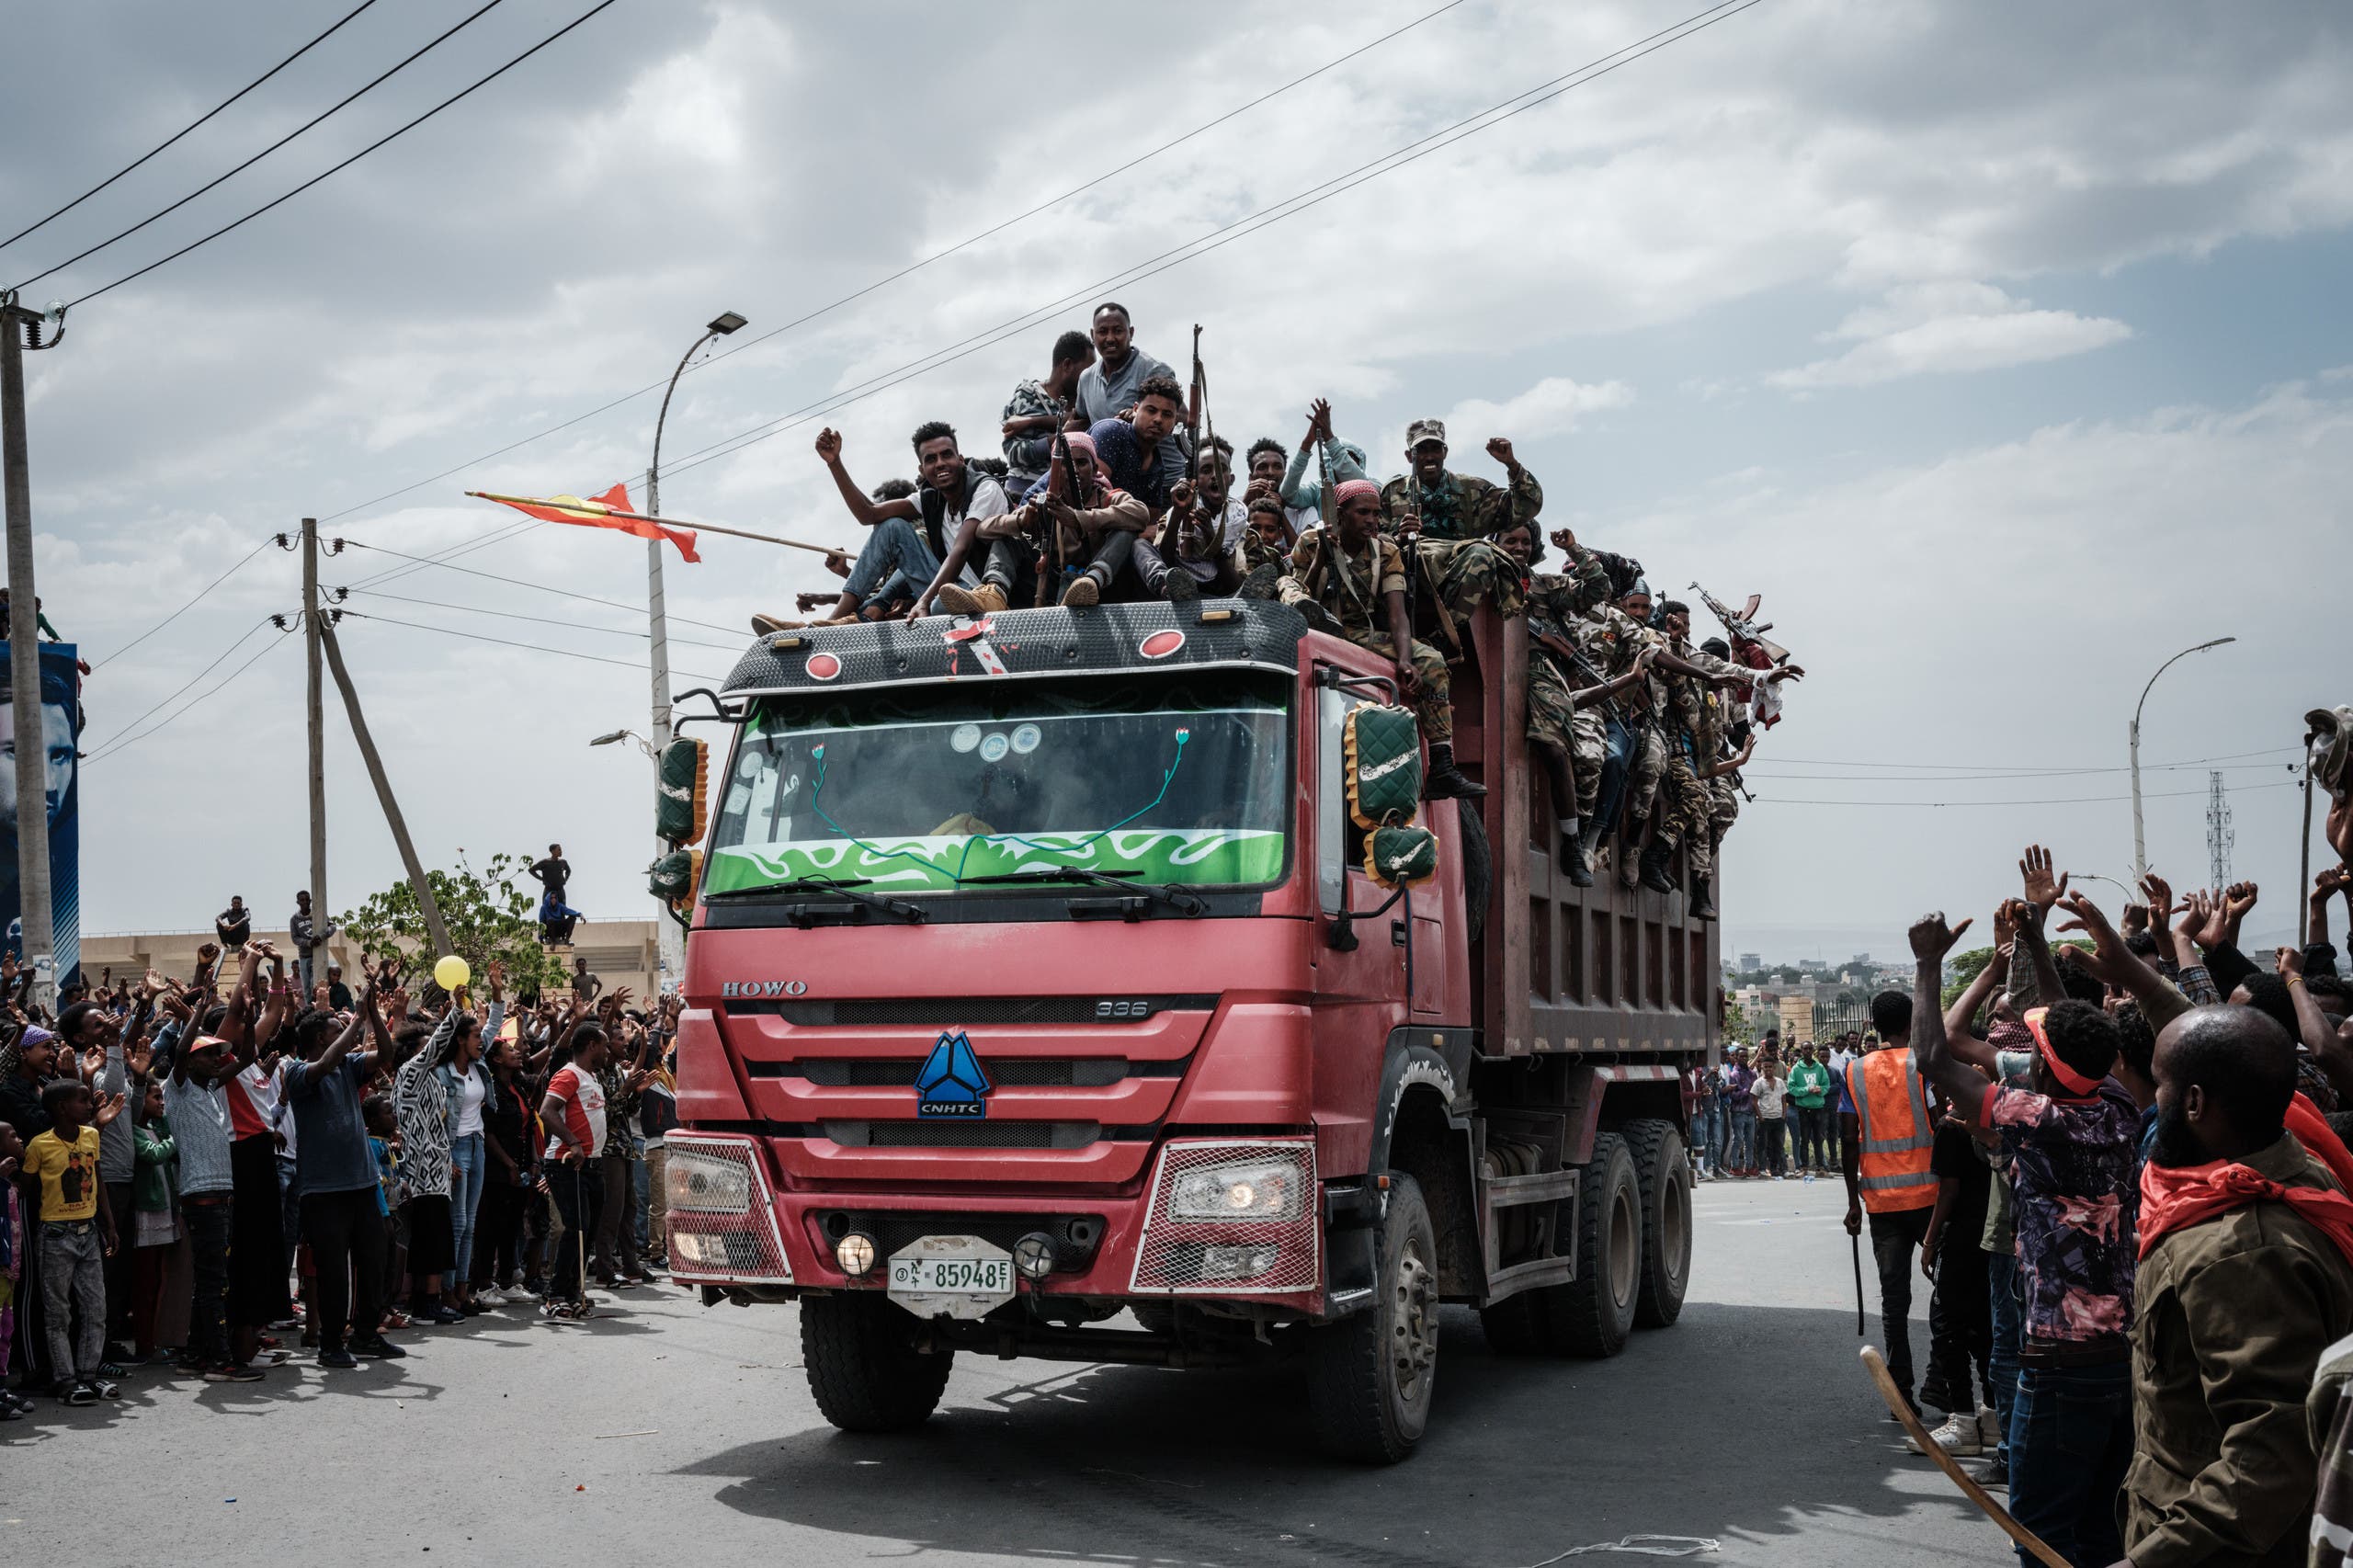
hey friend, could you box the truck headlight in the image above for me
[666,1149,753,1213]
[1168,1156,1306,1221]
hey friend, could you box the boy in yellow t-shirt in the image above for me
[22,1078,122,1403]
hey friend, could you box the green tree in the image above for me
[338,850,567,999]
[1938,940,2094,1011]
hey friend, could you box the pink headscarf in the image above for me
[1057,432,1097,463]
[1334,478,1380,508]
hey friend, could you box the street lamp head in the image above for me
[708,312,747,335]
[589,730,630,746]
[2196,637,2236,653]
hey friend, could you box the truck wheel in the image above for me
[800,1293,953,1432]
[1625,1119,1693,1329]
[1308,1174,1439,1463]
[1552,1131,1642,1358]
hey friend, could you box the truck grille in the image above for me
[822,1119,1102,1150]
[819,1210,1107,1267]
[725,994,1218,1026]
[755,1056,1186,1087]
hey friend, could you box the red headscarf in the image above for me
[2138,1093,2353,1268]
[1333,478,1380,509]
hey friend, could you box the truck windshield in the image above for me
[705,676,1290,895]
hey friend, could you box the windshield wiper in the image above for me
[704,876,926,923]
[957,866,1204,916]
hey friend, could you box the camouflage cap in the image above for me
[1405,418,1447,449]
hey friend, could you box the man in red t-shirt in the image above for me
[537,1022,610,1317]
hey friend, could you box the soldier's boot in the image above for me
[1560,820,1593,887]
[1639,842,1677,894]
[1689,874,1717,919]
[935,580,1007,618]
[1619,835,1644,890]
[1061,566,1108,608]
[1238,562,1282,600]
[1577,819,1606,882]
[1162,567,1199,602]
[1424,744,1486,801]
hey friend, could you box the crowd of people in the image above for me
[1827,827,2353,1568]
[0,929,679,1414]
[1688,1032,1850,1178]
[752,301,1802,901]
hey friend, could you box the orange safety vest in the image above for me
[1846,1048,1936,1212]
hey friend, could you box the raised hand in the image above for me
[2197,891,2231,949]
[813,427,843,464]
[2279,945,2306,978]
[2120,901,2150,938]
[93,1092,128,1129]
[2226,881,2259,920]
[2019,845,2068,912]
[1485,436,1517,469]
[2141,870,2175,926]
[1908,912,1974,960]
[2055,892,2133,984]
[1994,897,2024,952]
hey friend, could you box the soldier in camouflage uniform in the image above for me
[1508,523,1645,885]
[1236,494,1292,597]
[1378,418,1540,631]
[1279,479,1483,799]
[1642,601,1757,916]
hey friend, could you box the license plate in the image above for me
[886,1234,1016,1320]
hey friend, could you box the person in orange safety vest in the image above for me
[1841,989,1938,1414]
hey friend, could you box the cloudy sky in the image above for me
[8,0,2350,961]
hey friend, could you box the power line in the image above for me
[60,0,623,308]
[342,517,543,592]
[85,619,297,764]
[1751,782,2300,810]
[1740,746,2299,775]
[1745,760,2298,785]
[312,0,1471,526]
[343,585,745,653]
[84,614,277,754]
[85,535,274,666]
[0,0,385,255]
[17,0,512,293]
[639,0,1767,493]
[336,607,729,683]
[331,535,744,634]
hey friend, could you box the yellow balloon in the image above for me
[433,954,472,993]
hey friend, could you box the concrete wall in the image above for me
[81,917,665,1001]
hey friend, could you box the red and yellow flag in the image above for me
[466,483,699,562]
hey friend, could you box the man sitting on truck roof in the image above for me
[1378,418,1540,633]
[1277,479,1483,801]
[933,429,1149,615]
[762,425,1004,631]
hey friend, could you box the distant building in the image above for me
[1738,952,1762,973]
[1797,959,1826,974]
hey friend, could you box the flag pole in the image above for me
[464,492,847,557]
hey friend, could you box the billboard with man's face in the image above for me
[0,641,80,988]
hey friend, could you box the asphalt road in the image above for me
[5,1174,2005,1566]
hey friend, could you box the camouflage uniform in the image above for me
[1282,526,1453,744]
[1378,464,1542,626]
[1653,642,1751,879]
[1524,553,1614,814]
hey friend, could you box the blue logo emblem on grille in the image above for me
[915,1031,990,1119]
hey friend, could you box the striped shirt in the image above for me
[165,1072,236,1197]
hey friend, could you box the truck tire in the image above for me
[1550,1132,1642,1358]
[1308,1174,1439,1463]
[1624,1119,1693,1329]
[800,1292,953,1433]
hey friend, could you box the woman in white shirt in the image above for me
[1752,1047,1790,1178]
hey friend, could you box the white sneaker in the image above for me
[1910,1413,1983,1458]
[1977,1405,2002,1447]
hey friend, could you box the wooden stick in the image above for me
[1859,1346,2067,1568]
[1852,1230,1866,1335]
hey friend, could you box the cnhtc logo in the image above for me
[915,1031,991,1119]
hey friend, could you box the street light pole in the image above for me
[2131,637,2235,883]
[643,312,744,992]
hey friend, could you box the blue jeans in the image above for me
[449,1133,486,1285]
[842,517,971,605]
[1724,1109,1757,1171]
[1594,714,1637,836]
[2007,1358,2131,1567]
[1985,1252,2022,1465]
[1693,1102,1721,1171]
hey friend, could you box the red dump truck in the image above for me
[659,597,1716,1461]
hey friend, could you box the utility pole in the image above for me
[1,296,60,1008]
[301,518,328,935]
[317,618,452,957]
